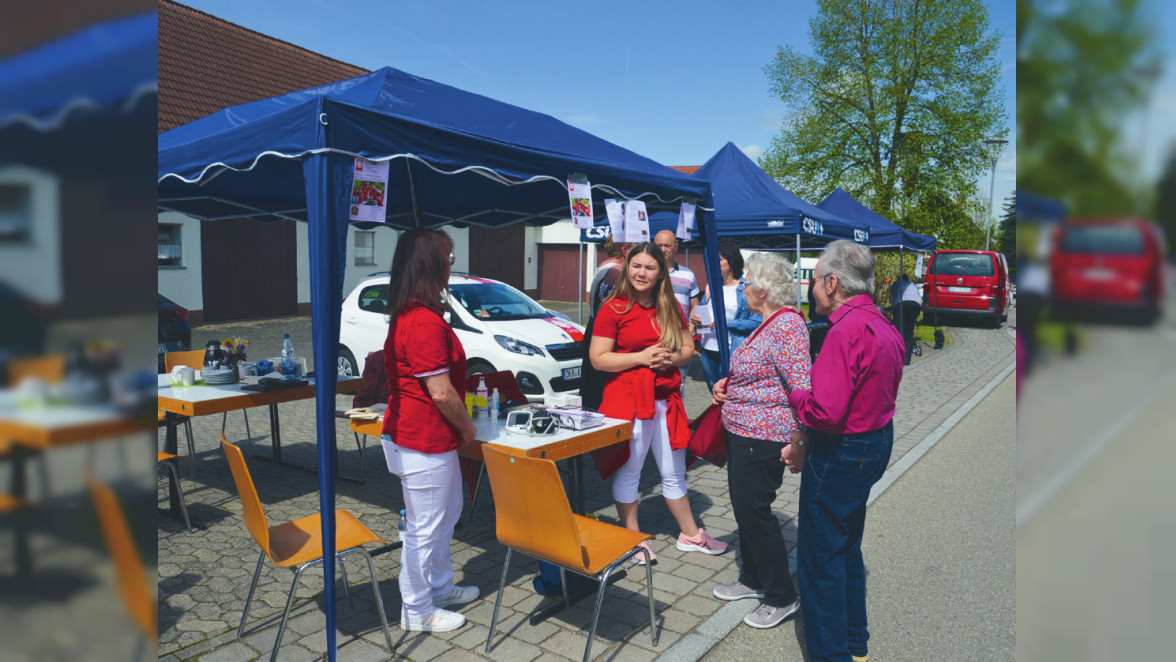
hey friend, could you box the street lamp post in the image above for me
[984,138,1008,251]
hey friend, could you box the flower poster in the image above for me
[623,200,649,243]
[567,179,594,229]
[349,158,390,222]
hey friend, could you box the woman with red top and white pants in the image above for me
[710,252,811,630]
[381,230,479,633]
[589,242,728,563]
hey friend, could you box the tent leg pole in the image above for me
[578,242,584,325]
[796,234,801,310]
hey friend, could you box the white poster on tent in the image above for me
[349,158,390,222]
[604,199,624,239]
[624,200,650,243]
[567,180,594,229]
[677,201,696,240]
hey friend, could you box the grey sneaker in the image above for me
[713,581,765,601]
[433,585,478,609]
[743,599,800,629]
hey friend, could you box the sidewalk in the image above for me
[157,311,1016,662]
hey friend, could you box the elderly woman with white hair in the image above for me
[709,251,812,630]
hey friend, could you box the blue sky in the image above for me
[182,0,1017,218]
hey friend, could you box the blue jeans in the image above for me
[699,348,722,392]
[798,423,893,662]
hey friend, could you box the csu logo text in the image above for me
[583,226,609,240]
[802,218,823,236]
[854,229,869,243]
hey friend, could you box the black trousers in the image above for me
[894,301,921,362]
[726,429,797,607]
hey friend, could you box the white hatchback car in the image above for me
[339,274,585,402]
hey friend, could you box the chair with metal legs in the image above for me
[219,433,392,662]
[481,444,658,662]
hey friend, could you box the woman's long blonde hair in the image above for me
[604,242,684,353]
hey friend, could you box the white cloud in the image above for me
[758,110,783,133]
[737,143,764,161]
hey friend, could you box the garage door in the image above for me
[537,244,586,302]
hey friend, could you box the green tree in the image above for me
[901,192,986,251]
[1155,148,1176,256]
[997,191,1017,279]
[760,0,1005,221]
[1017,0,1161,215]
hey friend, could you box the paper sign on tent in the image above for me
[624,200,649,243]
[350,158,390,222]
[604,199,624,240]
[677,201,696,240]
[568,180,594,229]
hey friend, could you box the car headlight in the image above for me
[494,335,546,357]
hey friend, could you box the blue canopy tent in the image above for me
[0,9,157,133]
[816,187,938,308]
[817,187,936,251]
[158,66,721,660]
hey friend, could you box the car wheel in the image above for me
[466,359,496,379]
[338,347,359,377]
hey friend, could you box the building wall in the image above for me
[157,211,203,314]
[0,165,61,306]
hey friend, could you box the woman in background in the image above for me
[692,242,762,390]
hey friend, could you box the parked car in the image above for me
[1049,219,1167,323]
[339,274,585,402]
[158,294,192,372]
[921,249,1010,327]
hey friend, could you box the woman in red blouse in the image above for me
[710,252,811,629]
[589,242,728,564]
[381,229,478,633]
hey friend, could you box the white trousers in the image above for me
[382,438,463,619]
[612,399,688,503]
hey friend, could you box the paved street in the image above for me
[1017,273,1176,661]
[156,307,1016,661]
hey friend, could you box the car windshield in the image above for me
[931,253,994,277]
[1061,225,1145,255]
[449,282,552,321]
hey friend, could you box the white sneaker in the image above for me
[433,584,479,609]
[400,608,466,632]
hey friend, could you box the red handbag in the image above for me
[687,403,727,468]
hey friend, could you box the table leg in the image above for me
[571,455,586,515]
[268,403,281,462]
[10,447,33,585]
[165,413,182,517]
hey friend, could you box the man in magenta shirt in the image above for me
[786,240,904,662]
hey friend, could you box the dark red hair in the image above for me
[385,229,453,318]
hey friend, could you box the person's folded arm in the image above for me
[590,335,655,373]
[422,372,477,446]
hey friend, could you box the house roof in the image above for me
[670,165,700,175]
[158,0,368,133]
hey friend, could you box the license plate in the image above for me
[948,286,970,293]
[562,366,581,381]
[158,343,168,353]
[1083,268,1116,281]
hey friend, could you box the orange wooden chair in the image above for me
[85,473,157,661]
[157,451,191,532]
[7,354,66,385]
[481,444,658,662]
[219,433,393,662]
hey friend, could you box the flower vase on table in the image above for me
[220,337,251,382]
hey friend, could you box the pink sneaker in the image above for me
[633,540,657,565]
[676,529,728,555]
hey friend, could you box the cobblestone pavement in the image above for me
[158,308,1015,661]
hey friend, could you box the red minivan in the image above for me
[922,250,1010,327]
[1049,219,1166,322]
